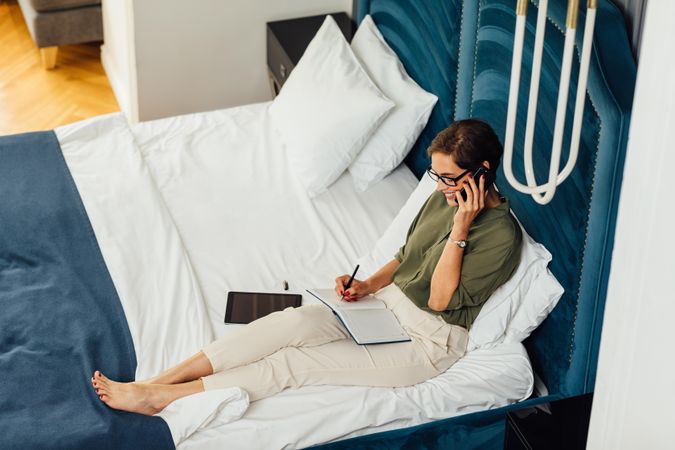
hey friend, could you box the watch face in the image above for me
[458,240,467,248]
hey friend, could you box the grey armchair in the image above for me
[17,0,103,69]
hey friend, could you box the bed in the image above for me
[0,0,635,448]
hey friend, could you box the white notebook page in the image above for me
[339,309,410,345]
[307,288,386,311]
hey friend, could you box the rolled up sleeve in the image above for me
[446,232,521,311]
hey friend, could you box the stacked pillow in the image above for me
[357,175,564,351]
[348,15,438,191]
[269,15,437,197]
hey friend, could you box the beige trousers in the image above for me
[201,284,468,401]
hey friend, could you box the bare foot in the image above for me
[91,371,169,415]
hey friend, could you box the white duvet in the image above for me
[54,103,533,449]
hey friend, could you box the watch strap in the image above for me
[448,237,467,249]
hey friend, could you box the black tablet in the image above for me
[225,291,302,324]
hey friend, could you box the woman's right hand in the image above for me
[452,173,487,236]
[334,275,371,301]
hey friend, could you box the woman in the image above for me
[91,119,522,415]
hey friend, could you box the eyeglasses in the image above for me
[426,167,472,187]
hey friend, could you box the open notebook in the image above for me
[306,289,411,345]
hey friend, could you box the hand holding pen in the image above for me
[334,265,368,302]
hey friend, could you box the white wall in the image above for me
[101,0,139,122]
[103,0,351,123]
[586,1,675,448]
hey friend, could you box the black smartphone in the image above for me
[457,166,494,202]
[225,291,302,324]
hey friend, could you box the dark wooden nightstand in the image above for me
[266,12,356,97]
[504,393,594,450]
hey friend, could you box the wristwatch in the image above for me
[449,237,468,249]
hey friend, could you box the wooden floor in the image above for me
[0,0,119,135]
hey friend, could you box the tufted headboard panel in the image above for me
[357,0,635,397]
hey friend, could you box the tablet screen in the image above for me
[225,291,302,324]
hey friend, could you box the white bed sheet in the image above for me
[130,101,419,335]
[56,114,241,444]
[180,342,532,449]
[55,114,215,380]
[129,103,534,448]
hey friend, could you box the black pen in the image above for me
[341,264,360,301]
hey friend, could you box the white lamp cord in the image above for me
[503,0,597,205]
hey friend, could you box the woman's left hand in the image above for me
[453,174,487,236]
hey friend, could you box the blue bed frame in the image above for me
[317,0,635,448]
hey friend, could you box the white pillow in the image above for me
[268,16,394,197]
[502,266,564,344]
[357,175,563,351]
[348,15,438,192]
[466,224,564,351]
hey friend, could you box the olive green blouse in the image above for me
[392,190,522,329]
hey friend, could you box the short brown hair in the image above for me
[427,119,503,173]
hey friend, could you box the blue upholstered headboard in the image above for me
[357,0,635,398]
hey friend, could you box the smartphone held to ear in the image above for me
[457,166,494,202]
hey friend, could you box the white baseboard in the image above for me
[101,44,138,124]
